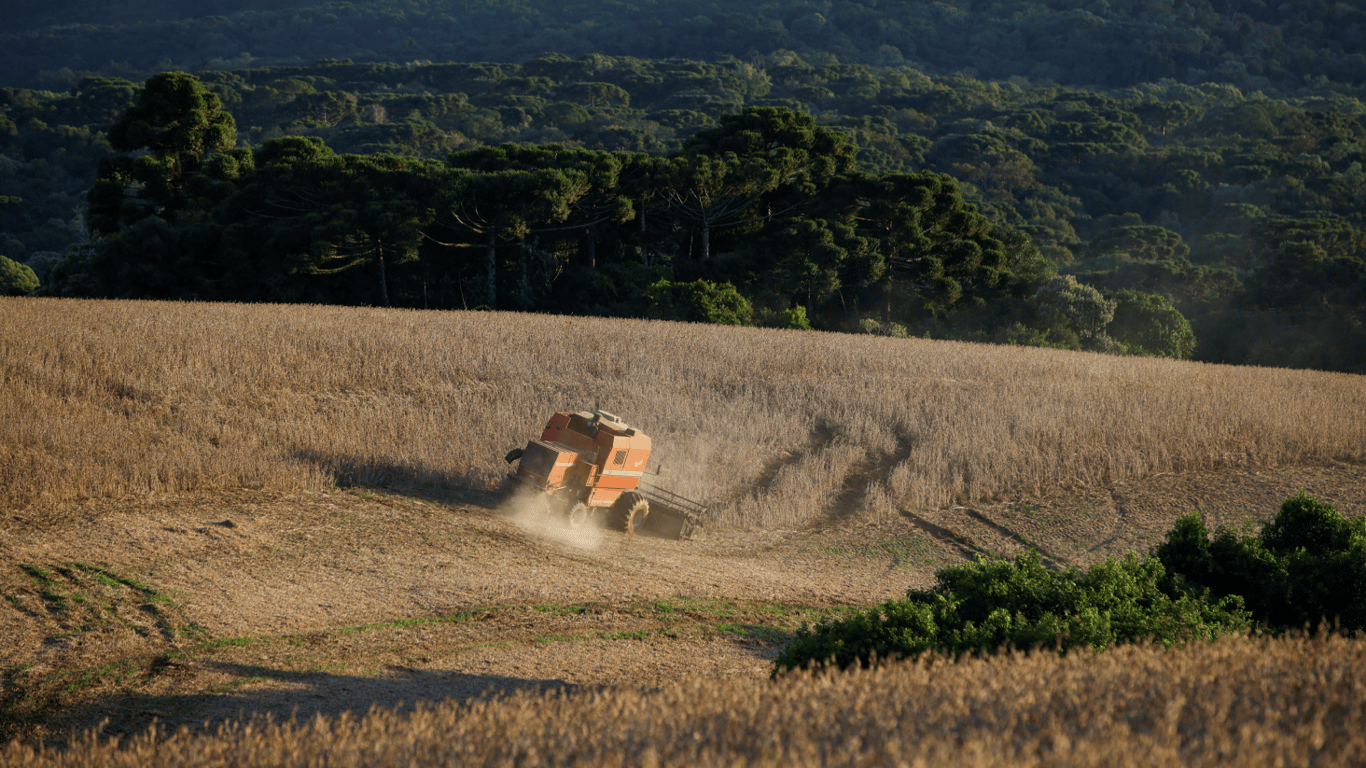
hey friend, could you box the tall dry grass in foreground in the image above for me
[3,297,1364,528]
[6,632,1364,767]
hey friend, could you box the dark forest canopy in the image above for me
[2,3,1366,372]
[6,0,1366,95]
[61,99,1056,349]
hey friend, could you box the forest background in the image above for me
[2,0,1365,372]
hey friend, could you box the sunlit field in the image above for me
[5,631,1363,767]
[3,297,1364,529]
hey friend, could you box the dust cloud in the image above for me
[501,490,605,551]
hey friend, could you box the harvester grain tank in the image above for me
[501,410,705,539]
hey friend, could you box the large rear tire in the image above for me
[607,492,649,534]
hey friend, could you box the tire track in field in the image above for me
[745,425,836,496]
[815,434,919,529]
[897,510,993,562]
[1085,486,1133,558]
[957,507,1069,569]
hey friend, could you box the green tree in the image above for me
[448,144,635,269]
[294,155,440,308]
[69,76,139,126]
[657,152,784,261]
[663,107,859,260]
[759,217,877,314]
[1107,289,1196,359]
[433,167,586,309]
[832,171,1046,320]
[1087,225,1190,263]
[1035,275,1118,351]
[89,71,236,234]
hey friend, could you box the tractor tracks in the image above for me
[958,507,1069,569]
[742,426,1072,569]
[898,509,994,562]
[746,425,836,496]
[815,434,919,529]
[1084,486,1133,558]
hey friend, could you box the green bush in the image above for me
[857,317,910,338]
[0,255,40,296]
[644,279,753,325]
[773,550,1249,674]
[774,493,1365,676]
[1155,492,1366,632]
[776,305,814,330]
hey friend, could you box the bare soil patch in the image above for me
[2,460,1364,744]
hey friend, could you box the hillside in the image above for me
[5,297,1364,516]
[6,0,1364,93]
[5,2,1366,371]
[1,297,1364,747]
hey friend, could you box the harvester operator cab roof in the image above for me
[568,410,629,439]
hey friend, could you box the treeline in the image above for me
[7,0,1366,97]
[6,55,1366,368]
[56,74,1114,352]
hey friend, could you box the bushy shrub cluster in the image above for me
[775,550,1249,673]
[1155,492,1366,632]
[775,493,1364,674]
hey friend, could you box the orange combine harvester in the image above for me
[501,410,705,539]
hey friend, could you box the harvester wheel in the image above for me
[607,492,649,534]
[566,502,591,528]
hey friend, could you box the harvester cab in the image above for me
[500,410,705,540]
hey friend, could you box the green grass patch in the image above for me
[18,564,68,610]
[714,623,789,641]
[198,635,276,651]
[798,536,944,567]
[531,603,592,616]
[533,634,584,643]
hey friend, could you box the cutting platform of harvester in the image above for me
[501,410,706,540]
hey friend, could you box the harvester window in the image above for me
[612,449,628,466]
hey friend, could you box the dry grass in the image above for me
[5,631,1363,767]
[3,296,1364,529]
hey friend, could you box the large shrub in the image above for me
[0,255,39,296]
[644,278,754,325]
[773,550,1249,674]
[1155,492,1366,632]
[775,493,1365,675]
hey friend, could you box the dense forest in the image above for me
[2,1,1365,370]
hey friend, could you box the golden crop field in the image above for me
[3,296,1364,529]
[5,630,1363,767]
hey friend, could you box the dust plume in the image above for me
[501,489,604,551]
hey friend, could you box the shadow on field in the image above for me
[292,448,490,505]
[61,662,576,742]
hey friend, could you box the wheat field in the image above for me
[3,297,1364,528]
[5,631,1363,767]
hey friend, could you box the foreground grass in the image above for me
[4,298,1365,530]
[6,631,1363,767]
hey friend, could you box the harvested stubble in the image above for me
[6,631,1364,767]
[3,297,1365,528]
